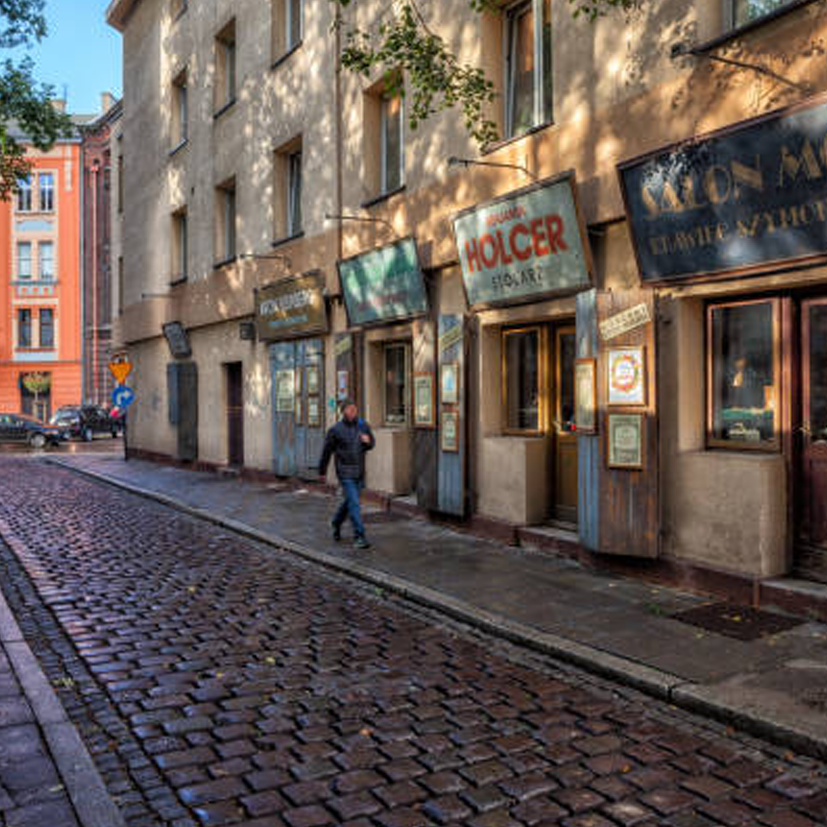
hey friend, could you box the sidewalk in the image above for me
[0,576,125,827]
[54,453,827,761]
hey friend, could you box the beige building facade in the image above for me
[107,0,827,590]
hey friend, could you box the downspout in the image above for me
[334,4,343,265]
[91,160,100,404]
[79,142,87,405]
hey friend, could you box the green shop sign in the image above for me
[338,238,428,327]
[452,172,593,309]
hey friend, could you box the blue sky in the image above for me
[11,1,122,116]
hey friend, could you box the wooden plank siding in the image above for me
[576,290,600,550]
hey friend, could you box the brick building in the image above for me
[0,107,92,419]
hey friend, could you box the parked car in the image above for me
[50,405,123,441]
[0,413,66,449]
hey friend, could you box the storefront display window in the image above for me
[384,342,410,426]
[504,327,542,433]
[708,299,780,449]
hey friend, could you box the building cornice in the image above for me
[106,0,141,32]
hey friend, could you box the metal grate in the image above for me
[670,602,804,641]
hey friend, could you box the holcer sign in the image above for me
[452,173,592,308]
[620,96,827,283]
[255,272,328,341]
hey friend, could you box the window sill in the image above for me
[362,185,406,210]
[169,139,189,158]
[169,276,188,287]
[688,0,818,54]
[483,121,554,156]
[213,98,237,121]
[173,3,188,24]
[272,231,304,249]
[213,255,238,271]
[271,42,303,71]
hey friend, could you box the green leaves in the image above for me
[0,2,73,200]
[567,0,639,23]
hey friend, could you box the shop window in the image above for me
[707,299,780,450]
[273,137,303,240]
[215,178,237,264]
[18,310,32,348]
[40,309,54,349]
[171,69,188,148]
[384,342,410,426]
[728,0,795,27]
[39,173,54,212]
[505,0,552,139]
[503,326,543,433]
[17,175,32,212]
[172,208,188,281]
[272,0,302,61]
[17,242,32,279]
[214,19,237,114]
[39,241,54,280]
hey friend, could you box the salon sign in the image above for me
[452,173,592,309]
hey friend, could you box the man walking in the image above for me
[319,399,375,549]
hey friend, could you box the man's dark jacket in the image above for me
[319,417,375,481]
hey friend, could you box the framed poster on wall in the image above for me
[607,413,644,470]
[307,397,321,427]
[575,358,597,433]
[608,346,646,406]
[440,363,459,405]
[441,410,459,452]
[413,373,436,428]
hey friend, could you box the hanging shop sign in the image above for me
[338,238,428,327]
[255,271,328,341]
[162,321,192,359]
[451,172,593,309]
[620,95,827,284]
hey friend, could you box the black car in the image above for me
[0,413,66,448]
[50,405,123,441]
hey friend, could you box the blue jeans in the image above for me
[333,478,366,538]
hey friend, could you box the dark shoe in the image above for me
[353,536,371,550]
[332,523,342,542]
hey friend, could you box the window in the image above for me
[708,299,780,450]
[729,0,796,27]
[215,20,237,113]
[17,242,32,279]
[18,310,32,348]
[117,153,124,213]
[40,309,54,349]
[384,342,410,426]
[215,178,237,263]
[172,209,188,281]
[39,241,54,280]
[171,0,187,20]
[505,0,552,138]
[503,327,543,432]
[272,0,302,59]
[118,256,124,316]
[39,173,54,212]
[381,94,404,194]
[287,149,302,236]
[273,138,302,240]
[17,176,32,212]
[172,69,188,147]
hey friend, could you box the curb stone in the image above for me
[0,563,128,827]
[49,457,827,762]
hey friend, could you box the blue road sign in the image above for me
[112,385,135,410]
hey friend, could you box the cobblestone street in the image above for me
[1,457,826,827]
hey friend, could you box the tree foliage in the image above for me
[0,0,73,200]
[331,0,638,147]
[22,371,51,396]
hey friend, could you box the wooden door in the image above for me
[295,338,325,478]
[552,325,578,524]
[177,361,199,461]
[799,298,827,570]
[226,362,244,467]
[270,342,297,477]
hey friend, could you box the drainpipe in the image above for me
[91,159,100,405]
[334,3,343,265]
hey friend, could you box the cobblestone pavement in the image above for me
[0,648,80,827]
[1,458,826,827]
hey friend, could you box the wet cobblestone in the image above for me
[0,457,826,827]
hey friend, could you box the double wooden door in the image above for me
[552,326,578,524]
[799,298,827,568]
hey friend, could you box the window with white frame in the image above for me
[17,176,32,212]
[39,241,54,280]
[39,173,54,212]
[381,94,404,195]
[40,309,54,349]
[215,19,237,112]
[505,0,552,138]
[728,0,796,27]
[17,242,32,279]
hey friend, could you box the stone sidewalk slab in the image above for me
[0,575,127,827]
[52,453,827,760]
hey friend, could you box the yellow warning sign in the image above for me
[109,356,132,385]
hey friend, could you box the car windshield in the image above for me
[51,409,79,423]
